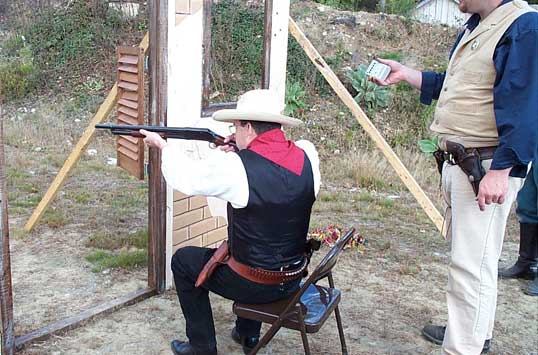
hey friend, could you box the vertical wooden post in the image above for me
[201,0,213,109]
[261,0,273,89]
[0,101,15,355]
[148,0,168,293]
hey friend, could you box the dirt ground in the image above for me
[3,2,538,355]
[14,208,538,355]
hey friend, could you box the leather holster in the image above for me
[195,241,230,287]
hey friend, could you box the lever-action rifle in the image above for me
[95,123,236,149]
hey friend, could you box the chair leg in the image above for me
[297,305,311,355]
[334,306,348,355]
[248,320,282,355]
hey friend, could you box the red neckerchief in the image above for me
[247,129,304,176]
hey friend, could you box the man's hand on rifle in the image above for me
[219,134,238,153]
[477,167,511,211]
[139,129,168,150]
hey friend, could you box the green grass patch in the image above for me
[377,198,395,208]
[377,51,403,62]
[85,250,147,272]
[11,195,41,208]
[86,228,148,250]
[42,209,69,228]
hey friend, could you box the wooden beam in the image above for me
[288,18,444,233]
[14,288,156,351]
[148,0,167,293]
[261,0,273,89]
[0,101,15,355]
[23,33,150,232]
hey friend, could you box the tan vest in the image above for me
[430,0,536,149]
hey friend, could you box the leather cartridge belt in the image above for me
[226,255,308,285]
[464,146,496,160]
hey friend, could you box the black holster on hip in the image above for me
[433,141,486,196]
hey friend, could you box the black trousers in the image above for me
[171,246,300,348]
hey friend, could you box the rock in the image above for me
[87,149,97,156]
[330,15,357,28]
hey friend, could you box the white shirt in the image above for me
[161,140,321,209]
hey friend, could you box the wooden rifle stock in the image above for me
[95,123,235,149]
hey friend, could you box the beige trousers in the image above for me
[440,161,524,355]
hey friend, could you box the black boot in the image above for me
[170,340,217,355]
[231,327,259,355]
[525,271,538,296]
[499,223,538,279]
[421,325,491,353]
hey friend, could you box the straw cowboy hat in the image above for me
[212,89,303,127]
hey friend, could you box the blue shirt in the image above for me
[420,0,538,177]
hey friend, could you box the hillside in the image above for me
[1,1,536,355]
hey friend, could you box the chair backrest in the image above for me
[283,228,355,306]
[309,227,355,283]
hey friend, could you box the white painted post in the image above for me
[268,1,291,110]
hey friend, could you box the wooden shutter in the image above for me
[117,46,145,180]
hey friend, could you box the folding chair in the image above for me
[233,227,355,355]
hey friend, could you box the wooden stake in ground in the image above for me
[0,99,15,354]
[24,33,150,232]
[288,18,444,233]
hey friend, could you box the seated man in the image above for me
[141,89,320,355]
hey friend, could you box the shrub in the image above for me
[346,65,391,112]
[384,0,416,16]
[0,45,38,101]
[210,1,264,99]
[315,0,378,11]
[284,82,307,117]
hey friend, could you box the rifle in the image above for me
[95,123,236,149]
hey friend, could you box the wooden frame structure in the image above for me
[0,1,167,353]
[200,0,274,117]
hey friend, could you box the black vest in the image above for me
[227,148,315,270]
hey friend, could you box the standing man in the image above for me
[372,0,537,354]
[141,89,320,355]
[499,161,538,296]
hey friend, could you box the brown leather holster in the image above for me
[195,242,230,287]
[195,241,308,287]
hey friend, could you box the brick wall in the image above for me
[172,190,228,253]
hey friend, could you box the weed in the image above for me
[383,0,416,17]
[356,192,374,202]
[85,250,147,272]
[284,82,307,117]
[377,199,394,208]
[377,51,403,62]
[315,0,378,11]
[42,209,69,228]
[0,45,38,101]
[346,65,391,113]
[86,228,148,250]
[11,195,40,208]
[68,191,93,204]
[11,228,29,239]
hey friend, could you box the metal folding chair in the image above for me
[233,227,355,355]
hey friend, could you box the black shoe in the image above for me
[421,325,491,353]
[525,276,538,296]
[498,258,538,279]
[231,327,259,354]
[170,340,217,355]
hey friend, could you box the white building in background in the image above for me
[413,0,470,27]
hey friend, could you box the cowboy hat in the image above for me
[212,89,303,127]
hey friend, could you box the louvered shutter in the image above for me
[117,46,145,180]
